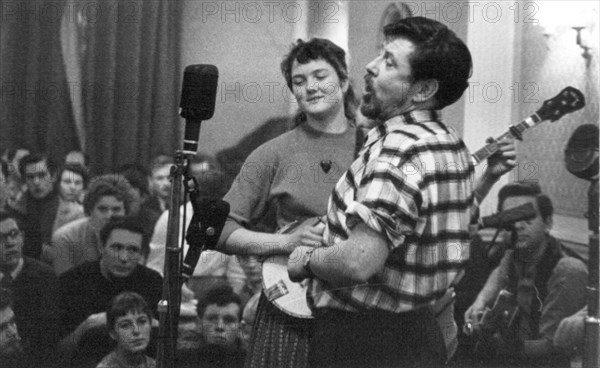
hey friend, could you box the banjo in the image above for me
[261,86,585,318]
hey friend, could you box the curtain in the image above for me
[80,0,182,175]
[0,0,79,165]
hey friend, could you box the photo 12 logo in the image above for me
[197,1,340,24]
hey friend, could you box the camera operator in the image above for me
[463,183,587,367]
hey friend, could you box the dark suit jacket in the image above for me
[11,257,60,363]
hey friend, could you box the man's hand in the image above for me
[287,246,314,282]
[484,138,516,180]
[464,300,487,326]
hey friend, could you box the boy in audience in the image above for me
[50,173,132,275]
[177,285,246,368]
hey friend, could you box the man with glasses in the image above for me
[57,216,162,366]
[0,287,27,368]
[0,212,60,365]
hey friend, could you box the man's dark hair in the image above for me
[0,287,14,310]
[118,163,151,197]
[196,284,242,320]
[83,174,133,215]
[383,16,472,109]
[18,153,56,178]
[497,182,553,221]
[99,216,150,256]
[106,291,153,332]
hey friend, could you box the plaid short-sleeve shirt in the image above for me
[309,110,475,313]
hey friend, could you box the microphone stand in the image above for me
[583,179,599,368]
[156,151,189,368]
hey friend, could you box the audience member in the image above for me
[1,147,30,179]
[18,153,60,259]
[50,173,133,275]
[118,163,162,238]
[64,150,88,168]
[57,216,162,366]
[240,291,261,352]
[0,172,26,216]
[52,164,88,234]
[96,292,156,368]
[177,285,246,368]
[144,155,173,214]
[0,287,29,368]
[146,155,248,305]
[0,212,60,364]
[463,183,588,367]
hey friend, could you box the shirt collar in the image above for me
[10,257,24,280]
[363,110,442,148]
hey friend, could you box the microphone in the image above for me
[182,195,230,281]
[479,202,536,229]
[179,64,219,155]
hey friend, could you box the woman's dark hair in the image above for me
[56,164,89,190]
[106,291,153,332]
[83,174,133,215]
[280,38,358,124]
[383,17,472,109]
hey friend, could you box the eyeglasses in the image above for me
[0,229,23,243]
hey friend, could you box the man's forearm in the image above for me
[57,320,91,355]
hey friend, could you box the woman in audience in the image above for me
[96,292,156,368]
[215,38,361,368]
[52,164,88,234]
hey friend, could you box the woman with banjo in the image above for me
[215,38,362,368]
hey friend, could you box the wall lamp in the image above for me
[572,26,592,60]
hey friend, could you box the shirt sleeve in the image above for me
[219,145,278,243]
[346,157,423,251]
[51,227,75,276]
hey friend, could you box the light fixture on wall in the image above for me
[537,1,597,63]
[572,26,592,60]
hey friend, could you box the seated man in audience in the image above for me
[50,173,133,275]
[0,287,29,368]
[146,155,248,305]
[18,153,60,259]
[142,154,173,215]
[177,285,246,368]
[463,183,588,367]
[0,212,60,365]
[58,216,162,366]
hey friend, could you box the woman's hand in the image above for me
[286,218,325,249]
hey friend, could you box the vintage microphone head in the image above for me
[565,124,599,181]
[180,64,218,120]
[179,64,218,154]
